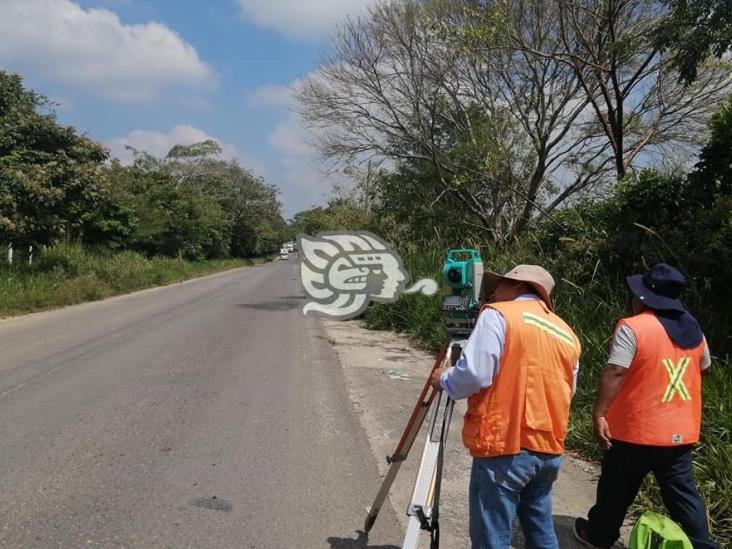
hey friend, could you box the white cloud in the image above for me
[247,84,295,109]
[247,76,341,215]
[264,111,325,215]
[173,95,213,111]
[108,125,265,175]
[249,77,319,157]
[278,159,333,218]
[244,76,352,215]
[0,0,215,102]
[269,124,314,156]
[238,0,379,40]
[266,113,349,217]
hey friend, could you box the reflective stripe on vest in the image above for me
[461,299,581,457]
[606,312,704,446]
[522,312,576,347]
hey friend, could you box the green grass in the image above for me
[0,243,272,318]
[362,244,732,546]
[363,245,447,349]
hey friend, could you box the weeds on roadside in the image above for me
[0,243,270,317]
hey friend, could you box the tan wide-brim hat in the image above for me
[482,264,555,311]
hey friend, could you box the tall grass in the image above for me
[0,243,270,317]
[363,245,447,349]
[363,243,732,545]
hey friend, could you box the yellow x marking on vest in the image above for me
[661,357,692,403]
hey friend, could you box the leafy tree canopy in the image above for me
[0,71,130,249]
[655,0,732,83]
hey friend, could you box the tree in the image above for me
[289,207,333,236]
[461,0,614,233]
[105,161,231,260]
[0,71,131,251]
[297,0,539,242]
[654,0,732,84]
[161,144,286,256]
[299,0,730,241]
[289,198,374,236]
[691,94,732,193]
[112,142,287,257]
[504,0,732,180]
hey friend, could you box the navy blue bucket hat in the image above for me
[626,263,703,349]
[626,263,688,311]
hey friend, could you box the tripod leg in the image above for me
[405,341,462,548]
[424,397,455,549]
[403,392,443,548]
[363,345,448,533]
[429,343,461,549]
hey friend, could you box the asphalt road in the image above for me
[0,260,402,548]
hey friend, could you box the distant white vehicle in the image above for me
[280,248,289,260]
[285,242,295,253]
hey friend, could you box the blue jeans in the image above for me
[469,450,562,549]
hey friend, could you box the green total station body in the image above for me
[441,249,484,336]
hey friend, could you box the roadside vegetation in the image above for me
[290,1,732,542]
[0,71,288,315]
[0,243,270,318]
[0,71,288,262]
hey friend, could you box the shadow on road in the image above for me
[511,514,603,548]
[327,531,400,549]
[554,514,586,548]
[327,517,616,549]
[236,296,303,312]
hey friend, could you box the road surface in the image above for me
[0,260,402,548]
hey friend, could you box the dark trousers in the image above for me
[587,440,717,549]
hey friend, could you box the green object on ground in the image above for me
[629,511,693,549]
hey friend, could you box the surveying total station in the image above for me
[364,248,485,549]
[442,249,484,337]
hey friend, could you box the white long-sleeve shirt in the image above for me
[439,294,580,401]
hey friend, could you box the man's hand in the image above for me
[594,415,613,449]
[593,364,626,450]
[430,367,447,391]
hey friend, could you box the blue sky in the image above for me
[0,0,379,217]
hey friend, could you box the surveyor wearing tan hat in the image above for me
[431,264,581,549]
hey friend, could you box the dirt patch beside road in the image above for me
[323,318,629,548]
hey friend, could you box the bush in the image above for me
[33,242,99,276]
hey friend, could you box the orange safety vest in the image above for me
[607,311,704,446]
[461,299,581,457]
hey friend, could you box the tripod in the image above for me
[364,338,466,548]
